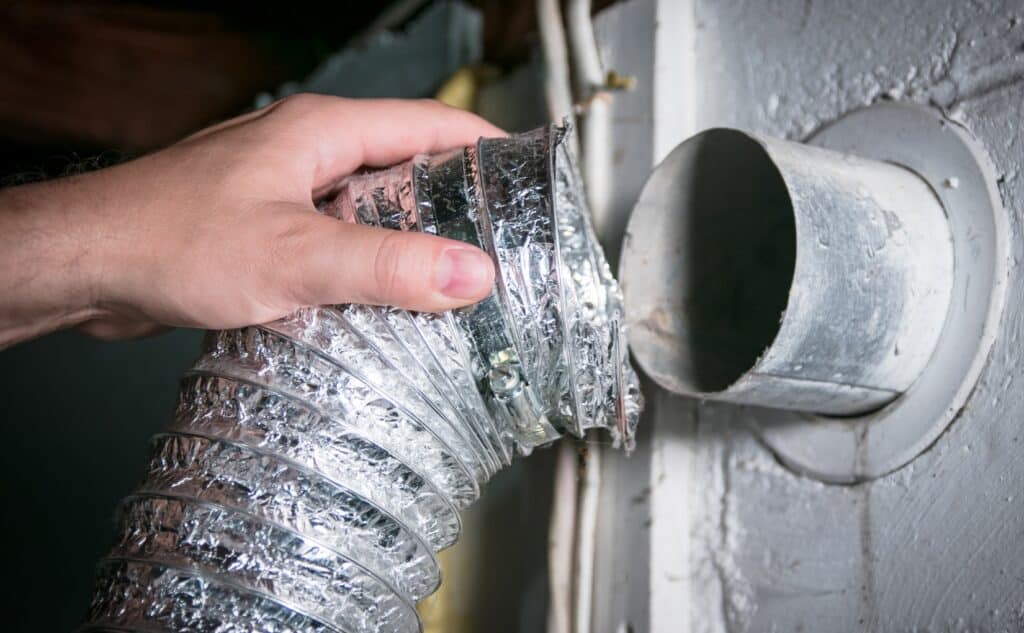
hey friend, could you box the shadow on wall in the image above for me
[0,328,203,631]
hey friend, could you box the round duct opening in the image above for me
[640,129,797,394]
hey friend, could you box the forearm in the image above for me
[0,175,108,347]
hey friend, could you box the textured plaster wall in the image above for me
[593,1,1024,631]
[691,1,1024,631]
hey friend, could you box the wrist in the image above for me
[0,175,112,346]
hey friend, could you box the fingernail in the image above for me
[435,247,494,300]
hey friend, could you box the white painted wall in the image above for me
[591,1,1024,630]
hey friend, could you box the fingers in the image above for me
[269,95,507,191]
[269,212,495,313]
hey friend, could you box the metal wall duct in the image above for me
[81,126,642,633]
[621,126,954,416]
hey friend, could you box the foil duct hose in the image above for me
[81,125,643,633]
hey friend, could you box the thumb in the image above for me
[276,213,495,313]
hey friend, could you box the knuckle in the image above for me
[417,97,447,111]
[278,92,321,113]
[272,93,339,127]
[373,232,411,303]
[269,93,348,144]
[263,217,316,297]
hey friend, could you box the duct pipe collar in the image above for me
[621,102,1008,482]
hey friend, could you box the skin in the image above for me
[0,94,504,349]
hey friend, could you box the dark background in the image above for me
[0,2,566,630]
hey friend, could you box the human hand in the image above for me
[0,95,503,347]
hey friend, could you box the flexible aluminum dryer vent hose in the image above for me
[81,125,643,633]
